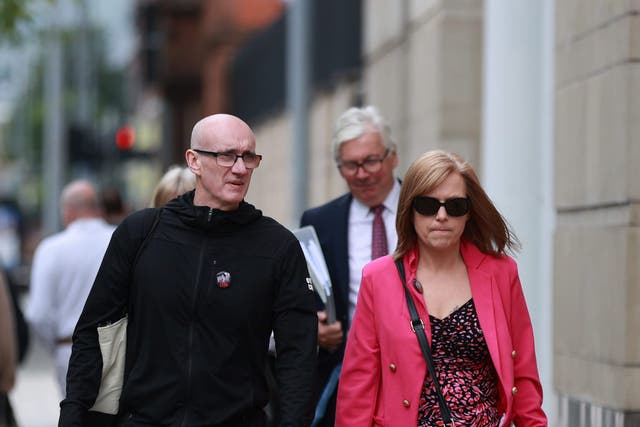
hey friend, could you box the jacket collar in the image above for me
[460,241,504,402]
[404,239,489,275]
[165,190,262,229]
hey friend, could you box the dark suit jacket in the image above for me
[300,193,352,389]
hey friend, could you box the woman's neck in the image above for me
[417,243,464,273]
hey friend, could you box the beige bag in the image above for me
[90,316,127,414]
[89,209,161,415]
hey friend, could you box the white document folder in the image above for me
[292,225,336,323]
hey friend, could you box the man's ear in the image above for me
[185,149,201,176]
[390,148,399,169]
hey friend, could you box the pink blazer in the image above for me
[335,241,546,427]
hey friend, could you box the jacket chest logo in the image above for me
[216,271,231,288]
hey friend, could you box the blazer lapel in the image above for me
[333,194,351,306]
[462,244,501,377]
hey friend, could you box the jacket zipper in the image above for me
[180,231,209,427]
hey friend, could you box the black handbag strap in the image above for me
[395,259,454,427]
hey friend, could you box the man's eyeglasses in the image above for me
[413,196,470,217]
[338,148,391,176]
[193,149,262,169]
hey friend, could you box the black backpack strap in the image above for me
[124,208,162,320]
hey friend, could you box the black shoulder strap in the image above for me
[132,208,162,271]
[394,259,454,427]
[119,208,162,320]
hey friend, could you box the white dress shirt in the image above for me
[26,218,115,393]
[347,180,400,322]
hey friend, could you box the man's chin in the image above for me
[353,191,381,207]
[226,184,247,195]
[223,191,247,205]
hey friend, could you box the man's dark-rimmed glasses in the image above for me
[337,148,391,176]
[193,149,262,169]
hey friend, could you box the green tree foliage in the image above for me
[0,0,53,40]
[0,0,30,34]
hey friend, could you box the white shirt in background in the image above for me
[26,218,115,394]
[347,180,400,322]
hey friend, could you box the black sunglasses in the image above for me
[413,196,470,217]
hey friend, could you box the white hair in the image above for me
[332,105,395,162]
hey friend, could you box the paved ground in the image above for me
[9,299,61,427]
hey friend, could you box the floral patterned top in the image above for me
[417,299,500,427]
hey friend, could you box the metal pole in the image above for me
[286,0,311,225]
[42,1,66,235]
[76,0,92,124]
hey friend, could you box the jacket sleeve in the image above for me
[272,235,318,427]
[335,267,381,427]
[508,265,547,426]
[58,212,151,427]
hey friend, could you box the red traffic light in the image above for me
[116,125,135,150]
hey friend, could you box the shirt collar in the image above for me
[67,217,107,230]
[351,179,401,219]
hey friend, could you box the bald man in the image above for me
[60,115,317,427]
[26,180,115,395]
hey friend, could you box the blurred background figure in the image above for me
[0,200,30,365]
[25,180,115,396]
[0,268,17,427]
[100,186,129,226]
[0,261,27,427]
[150,165,195,208]
[0,200,23,285]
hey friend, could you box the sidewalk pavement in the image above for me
[9,299,61,427]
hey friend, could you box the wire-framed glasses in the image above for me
[337,148,391,176]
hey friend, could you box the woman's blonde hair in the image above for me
[150,166,195,208]
[394,150,519,260]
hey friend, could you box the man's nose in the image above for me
[231,157,248,173]
[354,164,370,178]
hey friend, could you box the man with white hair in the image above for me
[300,105,400,426]
[27,180,115,395]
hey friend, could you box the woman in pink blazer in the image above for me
[336,150,546,427]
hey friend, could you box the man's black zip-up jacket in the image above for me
[59,192,318,426]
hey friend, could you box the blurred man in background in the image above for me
[100,186,128,226]
[26,180,115,395]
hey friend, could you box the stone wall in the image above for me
[553,1,640,425]
[248,1,485,229]
[363,0,484,172]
